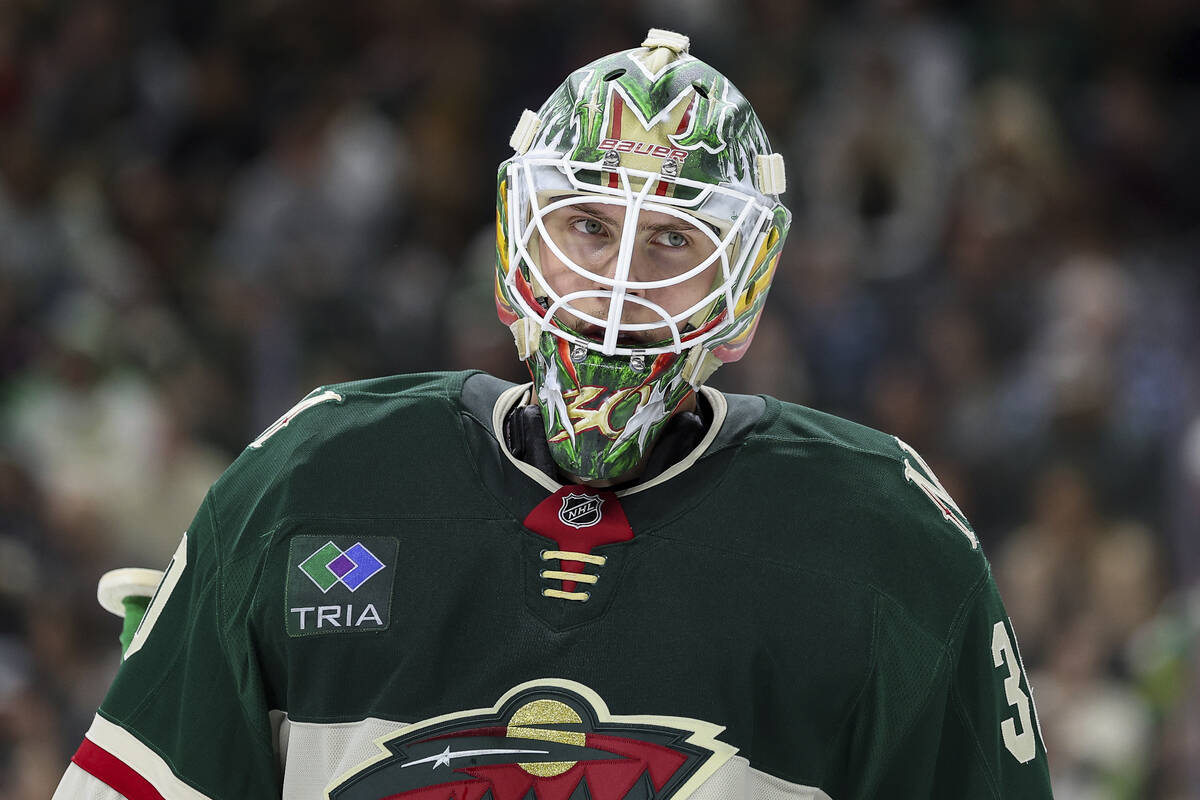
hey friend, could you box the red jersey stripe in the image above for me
[72,737,166,800]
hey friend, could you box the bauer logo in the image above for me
[286,536,397,637]
[597,138,689,162]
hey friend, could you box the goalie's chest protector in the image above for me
[204,372,981,800]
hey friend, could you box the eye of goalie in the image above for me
[535,203,724,349]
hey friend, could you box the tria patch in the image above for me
[285,536,398,637]
[325,679,736,800]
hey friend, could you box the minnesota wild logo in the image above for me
[326,680,736,800]
[530,50,770,190]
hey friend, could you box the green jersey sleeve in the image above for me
[848,569,1053,798]
[929,571,1053,798]
[60,492,281,799]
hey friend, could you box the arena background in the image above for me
[0,1,1197,797]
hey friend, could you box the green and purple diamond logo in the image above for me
[286,535,397,637]
[299,541,386,593]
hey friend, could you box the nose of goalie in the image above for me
[533,199,723,351]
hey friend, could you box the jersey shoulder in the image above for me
[719,394,989,638]
[746,395,976,541]
[220,369,477,476]
[751,394,910,458]
[205,370,494,556]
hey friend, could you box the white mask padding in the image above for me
[504,156,773,356]
[641,29,690,54]
[509,110,542,155]
[755,152,787,195]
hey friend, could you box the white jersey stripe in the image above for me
[57,711,836,800]
[53,762,133,800]
[71,714,216,800]
[274,712,834,800]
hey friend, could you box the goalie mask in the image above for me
[495,29,791,483]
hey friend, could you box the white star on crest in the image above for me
[401,745,551,771]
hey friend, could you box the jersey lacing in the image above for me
[539,550,606,602]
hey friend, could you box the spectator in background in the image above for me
[997,462,1165,665]
[996,461,1168,796]
[0,1,1193,797]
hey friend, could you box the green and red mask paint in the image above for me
[527,333,698,482]
[495,33,791,483]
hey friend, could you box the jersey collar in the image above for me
[490,382,729,498]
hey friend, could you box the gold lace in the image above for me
[539,550,607,602]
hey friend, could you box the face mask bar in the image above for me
[506,154,774,357]
[534,190,731,354]
[534,194,731,293]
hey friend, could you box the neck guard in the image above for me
[504,396,710,490]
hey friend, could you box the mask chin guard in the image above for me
[681,345,722,388]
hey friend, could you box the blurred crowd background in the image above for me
[0,0,1196,797]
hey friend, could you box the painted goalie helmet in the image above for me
[495,29,791,482]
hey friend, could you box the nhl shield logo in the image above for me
[559,493,604,528]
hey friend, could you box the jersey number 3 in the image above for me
[991,619,1038,763]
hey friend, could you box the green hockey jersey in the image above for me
[56,371,1054,799]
